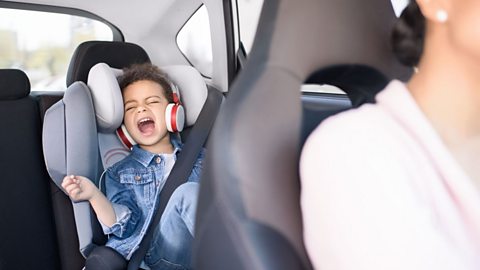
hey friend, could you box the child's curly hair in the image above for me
[118,63,174,103]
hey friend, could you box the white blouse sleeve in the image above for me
[300,116,464,270]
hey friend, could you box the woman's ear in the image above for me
[416,0,451,23]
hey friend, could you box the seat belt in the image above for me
[127,87,223,270]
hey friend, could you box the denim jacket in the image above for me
[101,137,204,259]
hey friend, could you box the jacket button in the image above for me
[155,156,161,164]
[135,175,141,181]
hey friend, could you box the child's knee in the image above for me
[170,182,199,207]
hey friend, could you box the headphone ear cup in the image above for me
[116,124,137,150]
[165,103,185,133]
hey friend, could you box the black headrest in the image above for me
[0,69,31,100]
[66,41,151,87]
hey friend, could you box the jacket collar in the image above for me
[130,135,182,167]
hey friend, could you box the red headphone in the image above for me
[165,83,185,133]
[116,82,185,149]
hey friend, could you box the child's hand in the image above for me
[61,175,99,202]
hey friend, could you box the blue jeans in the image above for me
[144,182,199,270]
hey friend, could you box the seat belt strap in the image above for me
[127,87,223,270]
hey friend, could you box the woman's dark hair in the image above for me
[118,63,174,103]
[391,1,425,67]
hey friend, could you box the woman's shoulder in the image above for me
[305,80,421,157]
[300,100,416,183]
[308,102,395,146]
[300,103,407,198]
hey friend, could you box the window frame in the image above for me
[0,1,124,41]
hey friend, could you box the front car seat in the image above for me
[193,0,412,269]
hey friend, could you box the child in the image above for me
[62,63,203,270]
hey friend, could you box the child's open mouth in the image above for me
[137,117,155,135]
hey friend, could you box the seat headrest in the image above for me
[87,63,208,133]
[67,41,150,87]
[0,69,30,100]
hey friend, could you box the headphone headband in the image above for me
[170,81,181,104]
[172,92,180,104]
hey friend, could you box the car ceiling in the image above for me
[4,0,231,92]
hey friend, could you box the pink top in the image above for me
[300,80,480,270]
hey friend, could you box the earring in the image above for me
[436,10,448,23]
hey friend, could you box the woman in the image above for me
[300,0,480,269]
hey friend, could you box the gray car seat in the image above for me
[43,41,152,257]
[86,62,214,270]
[43,40,219,264]
[193,0,412,269]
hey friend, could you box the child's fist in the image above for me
[61,175,98,202]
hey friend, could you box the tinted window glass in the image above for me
[236,0,263,54]
[177,5,213,78]
[0,7,114,91]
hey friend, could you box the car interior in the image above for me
[0,0,412,269]
[193,0,412,269]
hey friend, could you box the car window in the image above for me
[176,5,213,78]
[0,7,116,91]
[391,0,409,16]
[236,0,263,54]
[301,84,346,95]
